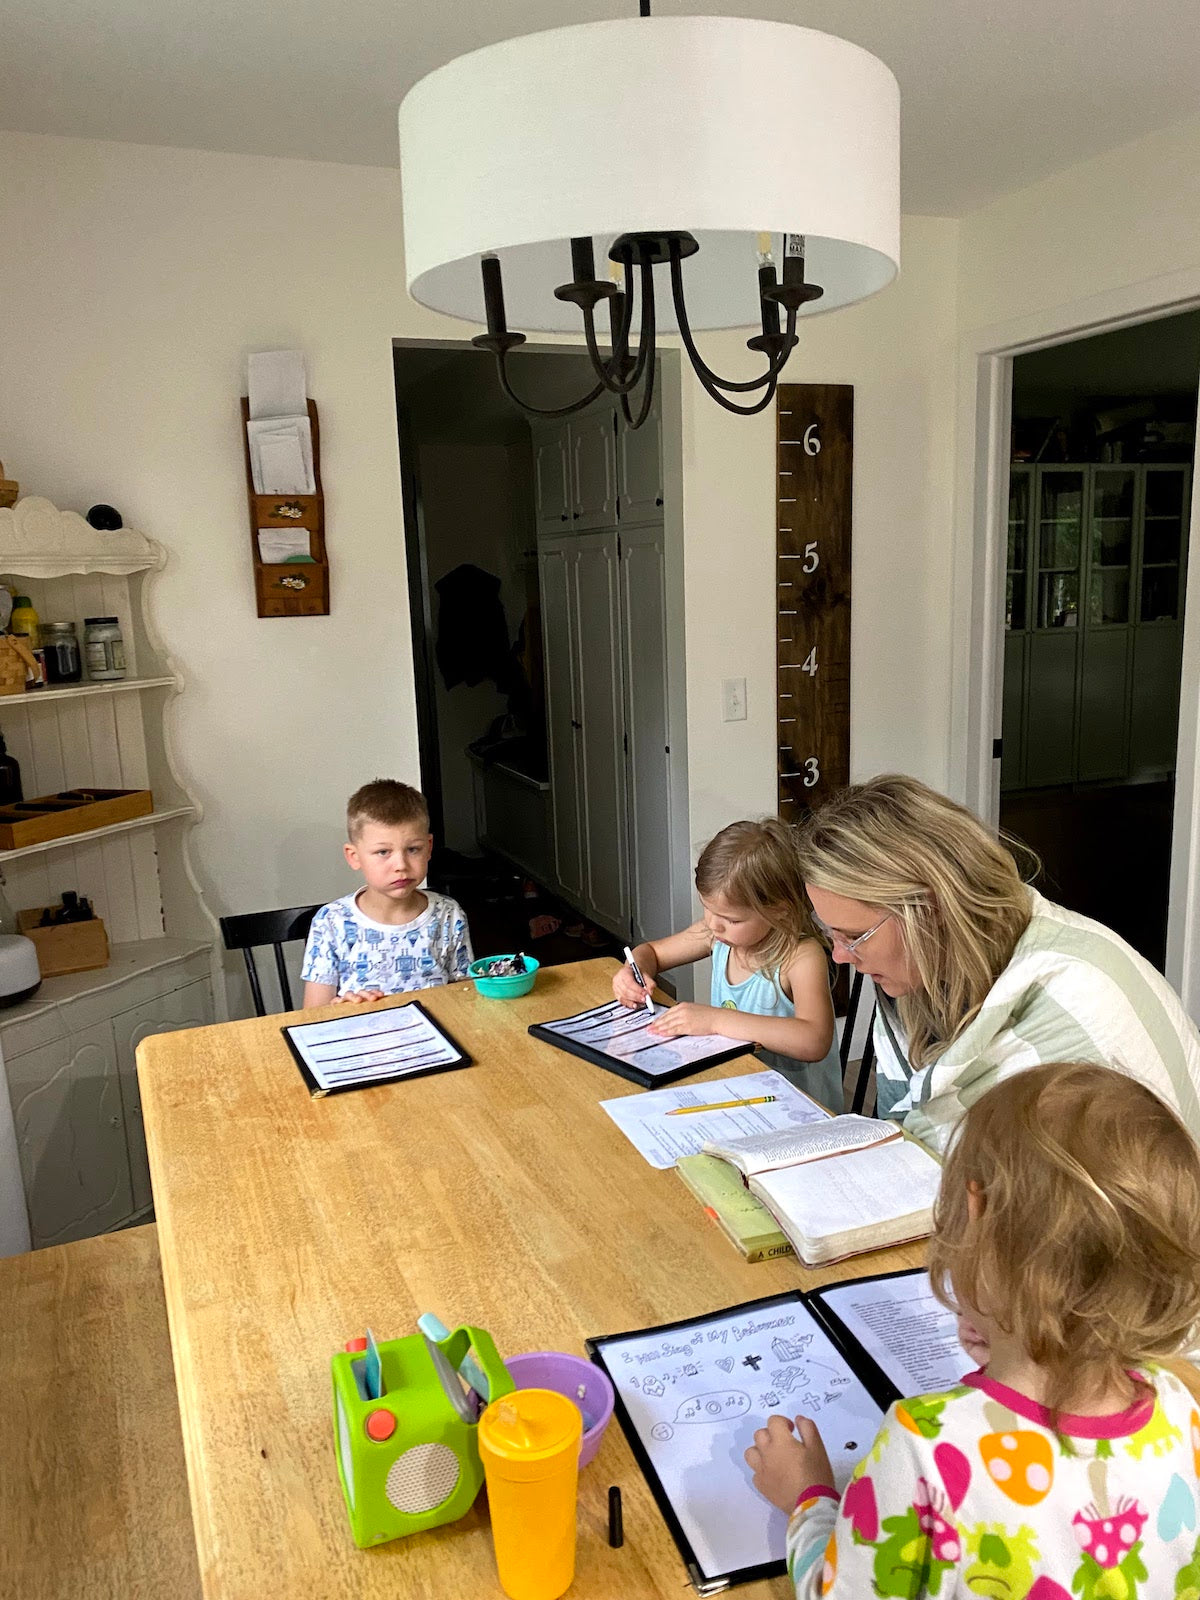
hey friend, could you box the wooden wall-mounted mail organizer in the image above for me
[240,397,329,617]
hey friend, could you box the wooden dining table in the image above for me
[139,957,926,1600]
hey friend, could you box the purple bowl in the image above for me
[503,1351,615,1468]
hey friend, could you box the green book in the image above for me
[676,1154,794,1263]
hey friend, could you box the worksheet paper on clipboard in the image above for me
[588,1295,886,1591]
[528,999,752,1087]
[812,1272,969,1396]
[282,1002,471,1096]
[600,1069,829,1169]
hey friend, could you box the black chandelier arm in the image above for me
[668,245,798,395]
[619,257,658,429]
[492,350,606,419]
[689,358,781,416]
[579,279,645,397]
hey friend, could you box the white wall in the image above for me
[678,216,961,854]
[0,129,963,1011]
[951,115,1200,1010]
[958,115,1200,335]
[0,131,468,953]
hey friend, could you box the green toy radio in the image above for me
[332,1316,514,1548]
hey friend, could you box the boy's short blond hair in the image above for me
[929,1061,1200,1415]
[346,780,429,842]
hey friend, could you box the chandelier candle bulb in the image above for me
[570,236,597,285]
[758,264,781,338]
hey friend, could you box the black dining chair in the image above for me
[219,904,320,1017]
[839,967,879,1116]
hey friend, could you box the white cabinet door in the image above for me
[570,412,617,530]
[617,394,664,524]
[573,531,629,933]
[619,524,673,944]
[114,978,215,1215]
[8,1025,133,1247]
[533,423,571,535]
[539,539,585,902]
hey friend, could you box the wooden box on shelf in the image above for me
[239,397,329,618]
[17,905,110,976]
[0,787,153,850]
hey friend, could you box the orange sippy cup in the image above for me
[478,1388,583,1600]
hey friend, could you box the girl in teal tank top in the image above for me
[612,818,843,1112]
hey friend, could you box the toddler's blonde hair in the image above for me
[929,1062,1200,1416]
[695,817,820,979]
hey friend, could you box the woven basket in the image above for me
[0,635,36,696]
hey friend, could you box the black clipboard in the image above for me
[586,1271,932,1592]
[528,999,753,1088]
[282,999,473,1097]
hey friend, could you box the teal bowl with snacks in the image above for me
[469,953,539,999]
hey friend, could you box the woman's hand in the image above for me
[613,965,652,1009]
[744,1414,835,1513]
[333,988,386,1006]
[648,1001,723,1037]
[955,1312,991,1368]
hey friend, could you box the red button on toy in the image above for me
[365,1409,396,1442]
[344,1337,368,1353]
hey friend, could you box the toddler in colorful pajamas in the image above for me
[746,1061,1200,1598]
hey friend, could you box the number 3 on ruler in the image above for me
[803,757,820,788]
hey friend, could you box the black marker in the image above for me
[608,1484,624,1547]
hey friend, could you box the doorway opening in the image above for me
[999,312,1200,969]
[394,340,689,973]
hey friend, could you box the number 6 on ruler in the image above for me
[803,757,820,788]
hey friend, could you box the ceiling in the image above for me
[5,1,1200,214]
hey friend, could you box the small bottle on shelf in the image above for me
[9,596,39,650]
[84,616,126,681]
[0,734,22,806]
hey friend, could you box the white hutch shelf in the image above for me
[0,497,223,1249]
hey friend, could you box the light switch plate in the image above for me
[722,678,747,722]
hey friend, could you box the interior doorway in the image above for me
[999,312,1200,968]
[394,341,690,974]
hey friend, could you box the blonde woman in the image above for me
[613,818,842,1110]
[795,774,1200,1151]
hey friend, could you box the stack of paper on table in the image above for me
[703,1115,943,1266]
[599,1068,828,1168]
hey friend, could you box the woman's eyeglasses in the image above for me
[813,913,891,957]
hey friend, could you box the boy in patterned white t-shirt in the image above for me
[301,779,472,1007]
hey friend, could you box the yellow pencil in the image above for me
[666,1094,776,1116]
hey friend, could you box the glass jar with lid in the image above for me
[41,621,82,685]
[84,617,126,681]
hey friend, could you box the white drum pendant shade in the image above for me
[399,16,900,334]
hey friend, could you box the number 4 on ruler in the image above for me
[801,647,818,677]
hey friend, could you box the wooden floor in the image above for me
[0,1224,200,1599]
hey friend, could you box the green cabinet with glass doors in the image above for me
[1002,463,1190,790]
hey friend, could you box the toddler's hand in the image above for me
[333,989,386,1006]
[648,1001,718,1037]
[745,1414,835,1514]
[956,1312,990,1368]
[613,966,651,1008]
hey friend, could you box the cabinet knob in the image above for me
[655,497,664,507]
[571,719,582,730]
[560,512,568,521]
[109,1115,121,1129]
